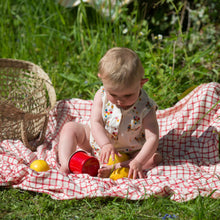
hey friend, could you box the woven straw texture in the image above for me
[0,58,56,151]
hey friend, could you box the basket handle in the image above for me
[38,115,49,145]
[20,114,49,151]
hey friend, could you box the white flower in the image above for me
[158,34,163,40]
[122,28,128,34]
[138,31,144,36]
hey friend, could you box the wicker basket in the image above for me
[0,58,56,151]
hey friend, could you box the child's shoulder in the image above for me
[139,89,151,102]
[138,89,158,110]
[100,86,105,94]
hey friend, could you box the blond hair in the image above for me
[98,47,145,88]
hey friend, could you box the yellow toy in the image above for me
[30,160,50,172]
[107,153,132,180]
[110,167,130,180]
[107,153,130,165]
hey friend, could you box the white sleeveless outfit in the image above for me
[90,87,157,157]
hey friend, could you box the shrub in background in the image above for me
[0,0,219,108]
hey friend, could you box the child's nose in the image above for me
[116,98,124,105]
[116,99,122,105]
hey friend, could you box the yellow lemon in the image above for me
[30,160,50,172]
[107,153,130,165]
[110,167,131,180]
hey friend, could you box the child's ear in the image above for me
[98,73,101,78]
[140,78,149,87]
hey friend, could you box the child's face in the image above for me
[102,80,143,110]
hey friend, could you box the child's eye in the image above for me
[110,94,117,98]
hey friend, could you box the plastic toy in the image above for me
[30,160,50,172]
[107,153,129,165]
[107,153,132,180]
[110,167,130,180]
[68,151,100,176]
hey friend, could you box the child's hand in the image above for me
[128,159,144,179]
[100,143,117,164]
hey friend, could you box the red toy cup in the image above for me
[68,151,100,176]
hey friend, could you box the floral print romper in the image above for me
[90,87,157,158]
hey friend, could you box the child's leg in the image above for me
[128,151,162,171]
[142,152,162,170]
[58,121,91,173]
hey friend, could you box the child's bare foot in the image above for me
[144,152,162,169]
[97,164,114,178]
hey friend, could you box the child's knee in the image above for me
[61,122,80,135]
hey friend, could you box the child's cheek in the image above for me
[107,95,116,104]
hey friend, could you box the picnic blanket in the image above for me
[0,82,219,202]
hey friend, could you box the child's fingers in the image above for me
[133,170,138,179]
[110,148,118,162]
[105,151,112,164]
[138,170,144,179]
[100,152,107,164]
[128,168,133,179]
[104,153,109,164]
[116,151,122,157]
[128,167,144,179]
[111,152,115,162]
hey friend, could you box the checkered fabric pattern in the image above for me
[0,82,219,202]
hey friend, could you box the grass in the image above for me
[1,0,219,108]
[0,0,219,219]
[1,188,220,219]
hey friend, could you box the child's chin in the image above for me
[118,105,132,110]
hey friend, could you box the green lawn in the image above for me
[0,0,219,219]
[1,188,220,219]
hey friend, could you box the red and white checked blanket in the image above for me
[0,82,219,202]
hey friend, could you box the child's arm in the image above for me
[90,89,117,163]
[128,107,159,179]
